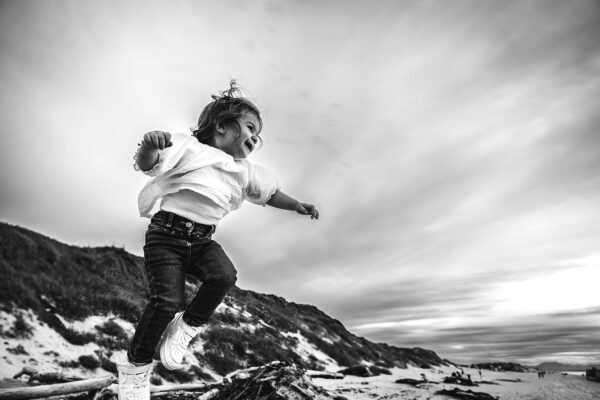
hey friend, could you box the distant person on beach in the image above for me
[118,81,319,400]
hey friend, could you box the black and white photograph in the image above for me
[1,1,599,399]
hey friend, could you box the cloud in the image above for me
[354,309,600,365]
[1,0,599,365]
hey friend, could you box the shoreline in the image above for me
[311,364,600,400]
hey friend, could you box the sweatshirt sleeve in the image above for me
[245,162,280,206]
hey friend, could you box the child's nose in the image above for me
[251,135,258,143]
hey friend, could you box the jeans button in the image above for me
[185,222,193,228]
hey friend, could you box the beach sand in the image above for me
[311,365,600,400]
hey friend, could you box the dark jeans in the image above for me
[127,211,237,364]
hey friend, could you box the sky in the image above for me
[1,0,599,366]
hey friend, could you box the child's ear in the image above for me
[215,122,226,134]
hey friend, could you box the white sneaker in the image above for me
[159,311,201,370]
[117,362,152,400]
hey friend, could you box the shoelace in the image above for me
[175,328,196,350]
[132,370,150,389]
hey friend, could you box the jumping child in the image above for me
[118,82,319,400]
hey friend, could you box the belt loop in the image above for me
[167,212,174,228]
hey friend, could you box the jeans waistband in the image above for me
[151,211,216,237]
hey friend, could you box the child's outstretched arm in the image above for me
[136,131,173,171]
[267,189,319,219]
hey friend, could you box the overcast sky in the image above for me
[1,0,599,366]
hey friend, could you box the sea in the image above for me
[511,371,600,400]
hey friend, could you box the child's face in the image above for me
[217,113,261,159]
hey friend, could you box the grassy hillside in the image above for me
[0,221,445,378]
[0,222,147,322]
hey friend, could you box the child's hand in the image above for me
[295,203,319,219]
[142,130,173,150]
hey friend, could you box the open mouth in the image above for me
[244,139,254,152]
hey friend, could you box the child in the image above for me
[118,82,319,400]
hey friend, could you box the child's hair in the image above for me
[192,80,263,147]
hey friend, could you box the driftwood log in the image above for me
[4,361,359,400]
[3,362,336,400]
[6,366,223,400]
[13,367,84,384]
[94,382,223,399]
[304,371,344,380]
[211,361,331,400]
[0,376,113,400]
[151,382,222,394]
